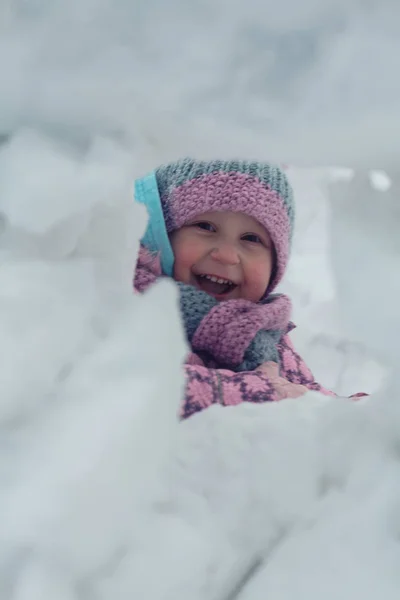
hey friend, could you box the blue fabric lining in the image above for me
[134,171,174,276]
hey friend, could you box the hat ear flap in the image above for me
[134,171,175,276]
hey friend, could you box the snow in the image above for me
[369,170,392,192]
[0,1,400,599]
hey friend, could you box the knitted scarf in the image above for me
[177,282,291,371]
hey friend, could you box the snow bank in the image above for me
[0,1,399,598]
[0,130,186,597]
[0,142,398,597]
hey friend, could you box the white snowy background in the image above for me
[0,1,399,598]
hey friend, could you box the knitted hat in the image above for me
[135,158,295,292]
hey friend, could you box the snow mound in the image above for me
[0,130,187,596]
[0,149,399,598]
[328,169,400,368]
[1,2,399,596]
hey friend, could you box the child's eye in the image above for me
[242,233,263,244]
[194,222,215,232]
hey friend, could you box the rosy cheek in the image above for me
[172,237,204,281]
[251,261,272,284]
[179,246,200,268]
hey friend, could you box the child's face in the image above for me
[169,211,274,302]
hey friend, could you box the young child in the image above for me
[134,158,364,418]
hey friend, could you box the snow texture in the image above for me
[0,1,399,599]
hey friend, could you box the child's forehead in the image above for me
[190,210,263,228]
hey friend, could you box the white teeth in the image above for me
[201,274,233,285]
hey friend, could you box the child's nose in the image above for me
[210,242,240,265]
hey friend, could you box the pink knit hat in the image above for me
[155,158,295,291]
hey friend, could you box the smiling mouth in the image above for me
[195,273,237,297]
